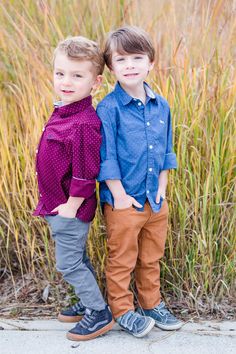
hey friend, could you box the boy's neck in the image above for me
[119,82,146,104]
[55,96,91,107]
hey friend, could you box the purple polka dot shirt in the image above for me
[33,96,102,222]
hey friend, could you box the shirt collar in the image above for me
[53,96,92,118]
[114,82,133,105]
[144,83,156,99]
[114,81,157,105]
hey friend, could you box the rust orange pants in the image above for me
[104,200,169,318]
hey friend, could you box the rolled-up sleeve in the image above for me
[96,105,121,181]
[69,122,102,198]
[162,108,178,170]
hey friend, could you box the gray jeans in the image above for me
[45,214,106,311]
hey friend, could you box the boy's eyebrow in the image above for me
[54,67,85,73]
[70,70,85,74]
[113,53,145,58]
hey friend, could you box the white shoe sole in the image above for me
[155,321,183,331]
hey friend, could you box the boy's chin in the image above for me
[120,79,145,88]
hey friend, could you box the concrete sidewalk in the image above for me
[0,318,235,354]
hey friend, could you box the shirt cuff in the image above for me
[162,153,178,170]
[69,178,96,198]
[97,159,121,181]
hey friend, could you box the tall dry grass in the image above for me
[0,0,235,309]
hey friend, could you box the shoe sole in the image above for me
[66,319,115,341]
[132,318,155,338]
[58,313,83,323]
[155,321,183,331]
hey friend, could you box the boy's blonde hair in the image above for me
[103,26,155,70]
[54,36,105,75]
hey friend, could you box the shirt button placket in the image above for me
[145,107,154,199]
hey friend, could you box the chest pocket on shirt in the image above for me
[46,133,71,156]
[154,118,167,140]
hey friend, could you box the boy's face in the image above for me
[110,52,154,88]
[53,52,102,105]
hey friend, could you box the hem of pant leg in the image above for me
[84,303,107,311]
[114,307,135,320]
[137,299,161,310]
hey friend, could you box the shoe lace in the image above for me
[156,302,175,319]
[72,301,84,313]
[78,309,97,329]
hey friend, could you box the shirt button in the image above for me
[147,122,150,126]
[35,172,38,176]
[138,102,142,106]
[149,168,153,172]
[149,145,153,149]
[42,127,45,132]
[35,149,38,154]
[147,190,150,194]
[40,193,42,197]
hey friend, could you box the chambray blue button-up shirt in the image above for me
[97,82,177,212]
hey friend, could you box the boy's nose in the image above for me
[126,59,135,68]
[62,77,71,86]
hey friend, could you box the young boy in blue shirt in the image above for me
[97,26,183,337]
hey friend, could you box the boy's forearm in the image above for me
[67,196,85,211]
[105,180,127,199]
[158,170,168,189]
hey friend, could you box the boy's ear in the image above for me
[148,61,155,72]
[92,75,103,91]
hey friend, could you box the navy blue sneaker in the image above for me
[67,305,114,341]
[137,301,183,331]
[116,310,155,337]
[58,301,85,323]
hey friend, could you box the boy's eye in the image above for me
[116,58,124,62]
[75,74,82,78]
[55,72,63,76]
[134,56,143,60]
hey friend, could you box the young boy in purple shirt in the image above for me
[96,26,183,337]
[34,36,114,341]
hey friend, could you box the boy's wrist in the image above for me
[105,179,127,200]
[67,196,84,211]
[158,186,167,196]
[158,183,167,191]
[113,192,127,201]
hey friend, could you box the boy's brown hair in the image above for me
[103,26,155,70]
[54,36,105,75]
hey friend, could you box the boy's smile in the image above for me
[61,89,75,94]
[124,73,139,77]
[53,53,102,105]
